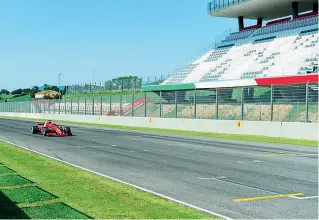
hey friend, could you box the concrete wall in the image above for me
[0,112,318,140]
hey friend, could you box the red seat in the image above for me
[296,11,318,19]
[266,17,291,26]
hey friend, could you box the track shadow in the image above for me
[0,165,91,219]
[0,191,30,219]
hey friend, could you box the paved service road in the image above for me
[0,118,318,219]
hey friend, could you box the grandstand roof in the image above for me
[208,0,317,20]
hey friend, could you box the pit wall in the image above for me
[0,112,317,141]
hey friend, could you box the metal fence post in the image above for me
[194,89,197,119]
[84,96,87,115]
[64,98,66,114]
[305,82,309,123]
[92,96,95,115]
[175,91,178,118]
[241,87,244,120]
[259,101,262,121]
[78,97,80,114]
[109,96,112,115]
[144,92,147,117]
[48,100,50,114]
[120,95,122,116]
[100,96,103,116]
[296,101,299,121]
[70,98,73,115]
[270,85,274,121]
[132,93,134,117]
[159,91,162,118]
[59,98,61,114]
[215,88,219,119]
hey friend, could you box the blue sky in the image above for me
[0,0,255,91]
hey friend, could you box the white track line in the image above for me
[197,176,227,180]
[290,195,319,200]
[0,138,231,220]
[296,154,318,157]
[238,160,260,164]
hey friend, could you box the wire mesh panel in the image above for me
[146,92,161,118]
[132,92,146,117]
[77,97,86,115]
[121,94,133,117]
[218,87,241,120]
[64,98,71,114]
[109,94,121,116]
[91,96,102,116]
[177,90,194,119]
[195,89,216,119]
[85,97,93,115]
[243,86,271,121]
[273,84,307,122]
[101,96,110,116]
[161,91,176,118]
[308,83,319,123]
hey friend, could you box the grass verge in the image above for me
[1,115,318,147]
[0,141,217,219]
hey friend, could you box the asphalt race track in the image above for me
[0,118,318,219]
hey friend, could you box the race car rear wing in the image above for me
[35,122,45,126]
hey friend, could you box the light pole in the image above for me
[58,72,62,99]
[58,72,62,114]
[93,68,95,93]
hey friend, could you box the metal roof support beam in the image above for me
[257,17,263,26]
[292,2,299,19]
[238,16,244,31]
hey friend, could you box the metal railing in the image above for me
[207,0,246,12]
[0,83,318,123]
[65,75,171,95]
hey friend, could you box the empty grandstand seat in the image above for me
[253,14,318,37]
[161,18,318,85]
[164,64,199,84]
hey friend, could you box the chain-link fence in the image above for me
[0,83,318,123]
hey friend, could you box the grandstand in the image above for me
[142,0,318,94]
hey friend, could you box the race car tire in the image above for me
[43,128,49,136]
[65,127,72,135]
[31,126,38,134]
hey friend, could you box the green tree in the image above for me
[30,86,40,98]
[0,89,9,95]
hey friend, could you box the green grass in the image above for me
[10,94,31,101]
[1,186,57,204]
[1,115,317,147]
[22,203,89,219]
[0,141,217,219]
[0,166,16,175]
[0,94,15,99]
[0,192,30,219]
[0,175,32,187]
[0,94,30,100]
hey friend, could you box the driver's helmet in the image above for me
[44,120,52,126]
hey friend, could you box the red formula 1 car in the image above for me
[31,120,72,137]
